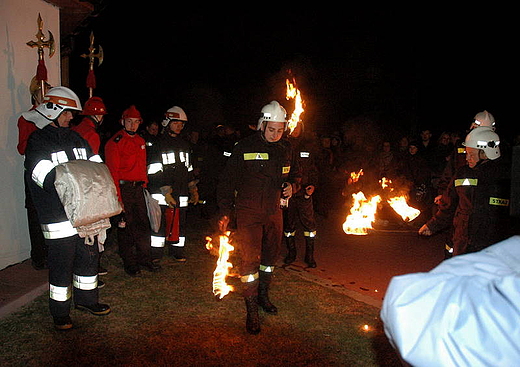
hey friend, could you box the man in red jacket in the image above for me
[17,78,50,270]
[71,96,107,156]
[104,105,158,276]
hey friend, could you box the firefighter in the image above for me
[23,86,110,330]
[71,96,107,155]
[419,127,511,256]
[217,101,301,334]
[17,77,50,270]
[104,105,159,276]
[71,96,108,280]
[283,122,319,268]
[147,106,198,262]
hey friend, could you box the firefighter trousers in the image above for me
[283,195,317,234]
[47,234,99,318]
[118,183,152,268]
[236,208,283,296]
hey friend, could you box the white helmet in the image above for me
[22,86,82,129]
[472,110,495,130]
[463,126,501,160]
[162,105,188,127]
[257,101,287,130]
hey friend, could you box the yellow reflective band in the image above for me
[300,151,310,158]
[73,274,98,290]
[49,284,71,302]
[240,272,259,283]
[259,265,275,273]
[457,147,466,154]
[244,153,269,161]
[489,197,509,206]
[282,166,290,174]
[284,231,295,237]
[445,244,453,253]
[454,178,478,187]
[304,231,317,238]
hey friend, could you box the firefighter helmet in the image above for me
[257,101,287,130]
[121,105,142,122]
[162,106,187,127]
[463,126,501,160]
[82,96,107,115]
[24,86,82,129]
[472,110,495,130]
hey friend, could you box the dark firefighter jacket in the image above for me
[24,125,98,238]
[147,133,195,198]
[286,135,319,197]
[426,157,512,254]
[217,131,302,218]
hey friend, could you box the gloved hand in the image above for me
[164,193,177,207]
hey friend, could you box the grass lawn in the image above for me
[0,213,401,367]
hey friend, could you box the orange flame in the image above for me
[387,196,421,222]
[285,78,304,134]
[205,231,234,299]
[343,192,381,235]
[348,169,364,185]
[343,176,421,235]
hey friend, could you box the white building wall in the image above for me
[0,0,60,269]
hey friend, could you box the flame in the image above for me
[379,177,393,190]
[387,196,421,222]
[285,78,304,134]
[205,231,234,299]
[348,169,364,185]
[343,192,381,235]
[343,176,421,235]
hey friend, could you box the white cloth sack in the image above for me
[144,188,161,232]
[381,235,520,367]
[54,160,122,247]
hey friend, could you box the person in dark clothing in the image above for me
[217,101,301,334]
[23,86,111,330]
[419,127,511,256]
[146,106,199,262]
[283,122,319,268]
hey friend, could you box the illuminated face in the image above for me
[56,110,74,128]
[466,147,483,168]
[263,121,285,142]
[169,120,184,135]
[124,118,141,133]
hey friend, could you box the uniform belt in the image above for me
[119,180,144,186]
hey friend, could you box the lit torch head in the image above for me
[285,78,304,135]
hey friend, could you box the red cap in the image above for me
[121,105,142,122]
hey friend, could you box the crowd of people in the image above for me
[17,81,516,334]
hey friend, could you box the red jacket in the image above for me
[71,116,101,155]
[104,130,148,200]
[17,112,38,155]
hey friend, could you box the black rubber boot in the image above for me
[244,295,261,334]
[283,236,296,264]
[258,271,278,314]
[304,237,317,268]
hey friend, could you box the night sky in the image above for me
[68,4,516,143]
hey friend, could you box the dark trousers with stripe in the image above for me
[47,235,99,318]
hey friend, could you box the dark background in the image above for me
[68,4,516,144]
